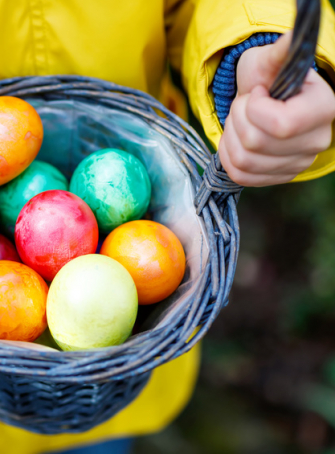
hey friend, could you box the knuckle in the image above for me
[227,167,247,186]
[271,116,294,139]
[230,148,250,172]
[313,128,333,153]
[240,126,265,151]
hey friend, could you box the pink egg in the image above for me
[15,190,99,281]
[0,233,21,262]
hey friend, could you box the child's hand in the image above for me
[218,32,335,187]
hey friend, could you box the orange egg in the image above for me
[0,261,48,341]
[100,220,186,305]
[0,96,43,185]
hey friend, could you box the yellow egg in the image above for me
[46,254,138,351]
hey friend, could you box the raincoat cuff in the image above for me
[213,32,318,128]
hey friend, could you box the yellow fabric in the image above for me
[159,71,189,121]
[0,0,334,452]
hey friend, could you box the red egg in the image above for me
[0,233,20,262]
[15,190,99,281]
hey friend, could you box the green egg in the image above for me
[69,148,151,233]
[0,160,68,238]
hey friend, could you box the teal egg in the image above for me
[0,160,68,237]
[69,148,151,233]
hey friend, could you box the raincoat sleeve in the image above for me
[177,0,335,182]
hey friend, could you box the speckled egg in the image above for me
[0,160,68,237]
[0,260,48,341]
[0,97,43,185]
[15,190,99,281]
[47,254,138,351]
[69,149,151,233]
[100,220,186,305]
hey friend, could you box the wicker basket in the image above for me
[0,75,242,434]
[0,0,320,434]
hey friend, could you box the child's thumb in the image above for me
[250,85,269,98]
[262,31,292,88]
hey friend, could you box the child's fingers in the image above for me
[219,136,297,187]
[246,73,335,138]
[221,114,315,177]
[231,92,332,157]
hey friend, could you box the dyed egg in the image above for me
[15,190,99,281]
[69,149,151,233]
[0,261,48,341]
[0,233,20,262]
[0,160,68,237]
[100,220,186,305]
[47,254,138,351]
[0,97,43,185]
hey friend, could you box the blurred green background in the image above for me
[133,2,335,453]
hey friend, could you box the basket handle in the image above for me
[195,0,321,213]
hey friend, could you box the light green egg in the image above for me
[47,254,138,351]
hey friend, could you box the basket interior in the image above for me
[27,98,209,331]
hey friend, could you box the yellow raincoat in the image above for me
[0,1,334,452]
